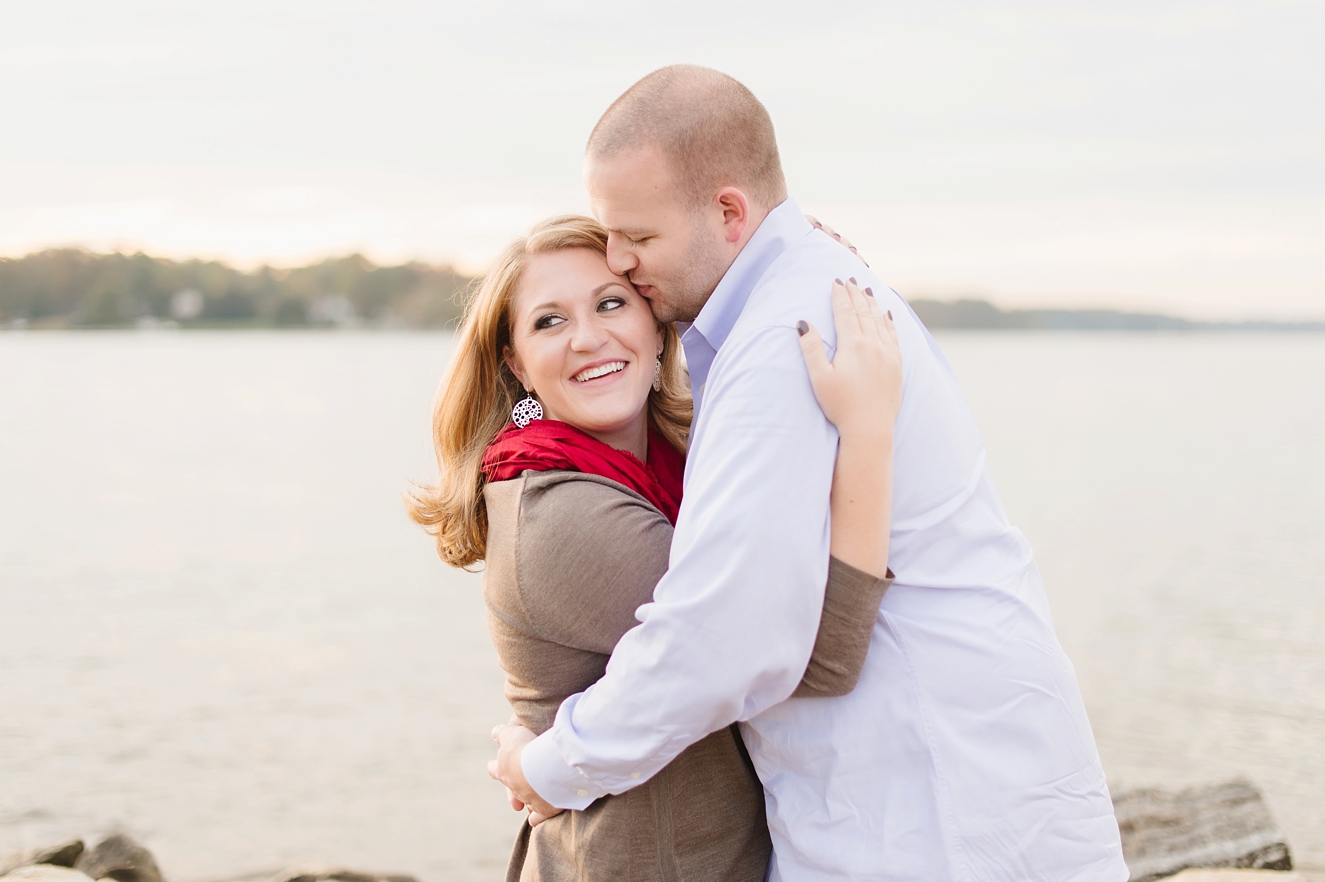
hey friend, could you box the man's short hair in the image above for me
[587,65,788,212]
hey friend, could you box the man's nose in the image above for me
[605,234,638,276]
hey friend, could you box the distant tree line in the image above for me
[909,298,1324,332]
[4,250,1319,332]
[909,299,1199,331]
[0,249,477,328]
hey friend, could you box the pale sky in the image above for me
[2,1,1322,319]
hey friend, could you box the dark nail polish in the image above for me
[849,277,857,285]
[796,320,808,337]
[865,287,874,297]
[887,310,893,319]
[834,278,843,286]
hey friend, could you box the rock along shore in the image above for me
[0,779,1315,882]
[0,836,420,882]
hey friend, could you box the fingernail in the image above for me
[796,320,808,337]
[849,277,857,285]
[864,287,874,297]
[887,310,893,319]
[834,278,843,286]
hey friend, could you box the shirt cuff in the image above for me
[521,729,607,811]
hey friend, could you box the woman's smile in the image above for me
[572,359,629,384]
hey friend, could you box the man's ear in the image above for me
[713,187,751,244]
[502,345,529,391]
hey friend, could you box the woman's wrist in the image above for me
[834,415,896,449]
[833,435,893,497]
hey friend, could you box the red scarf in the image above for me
[481,420,685,524]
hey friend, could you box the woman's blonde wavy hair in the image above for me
[406,215,692,570]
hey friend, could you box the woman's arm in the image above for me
[798,278,902,579]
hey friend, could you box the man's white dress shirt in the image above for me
[521,199,1128,881]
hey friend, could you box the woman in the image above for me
[408,215,902,881]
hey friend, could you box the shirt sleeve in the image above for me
[522,323,839,809]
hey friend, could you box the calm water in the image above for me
[1,331,1323,879]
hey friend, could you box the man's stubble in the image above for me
[644,214,734,325]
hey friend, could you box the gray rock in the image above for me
[268,869,419,882]
[0,842,86,876]
[1168,871,1308,881]
[1114,778,1293,881]
[0,867,96,882]
[74,836,162,882]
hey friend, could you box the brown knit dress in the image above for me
[483,470,892,882]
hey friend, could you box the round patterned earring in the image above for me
[653,355,663,392]
[512,391,543,428]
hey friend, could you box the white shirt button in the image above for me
[630,772,641,779]
[577,789,588,798]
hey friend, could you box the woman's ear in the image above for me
[502,345,529,392]
[655,323,665,357]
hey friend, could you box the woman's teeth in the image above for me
[573,361,626,382]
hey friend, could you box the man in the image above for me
[492,65,1127,881]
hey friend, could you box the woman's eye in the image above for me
[534,314,566,330]
[598,297,625,312]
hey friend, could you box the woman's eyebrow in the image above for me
[528,281,629,313]
[524,283,628,313]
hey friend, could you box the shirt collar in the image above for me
[686,197,811,354]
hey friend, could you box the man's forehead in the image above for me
[585,142,669,181]
[588,176,683,236]
[585,146,676,209]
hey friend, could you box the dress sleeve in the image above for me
[496,473,887,704]
[512,473,674,655]
[793,558,894,698]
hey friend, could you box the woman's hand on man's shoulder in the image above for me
[797,278,902,439]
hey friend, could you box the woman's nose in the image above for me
[569,317,609,352]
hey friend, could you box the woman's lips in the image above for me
[572,360,627,383]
